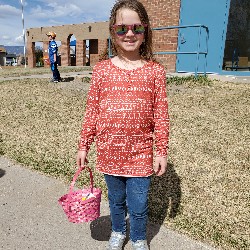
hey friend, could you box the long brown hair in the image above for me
[109,0,154,61]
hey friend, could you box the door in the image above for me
[177,0,230,74]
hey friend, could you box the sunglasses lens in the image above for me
[133,24,145,34]
[114,24,146,35]
[115,25,128,36]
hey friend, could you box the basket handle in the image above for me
[69,165,94,194]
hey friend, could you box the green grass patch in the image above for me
[167,75,214,86]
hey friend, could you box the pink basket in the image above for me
[58,166,102,223]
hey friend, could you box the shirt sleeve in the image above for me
[78,64,102,152]
[153,65,170,157]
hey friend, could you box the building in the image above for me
[0,46,24,66]
[5,54,17,66]
[26,0,249,75]
[0,46,6,66]
[26,22,108,69]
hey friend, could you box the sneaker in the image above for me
[131,240,149,250]
[106,231,126,250]
[53,80,58,83]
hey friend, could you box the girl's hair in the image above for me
[109,0,154,61]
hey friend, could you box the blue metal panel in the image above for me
[153,24,208,76]
[177,0,230,74]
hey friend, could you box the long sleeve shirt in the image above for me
[79,59,169,177]
[48,40,58,64]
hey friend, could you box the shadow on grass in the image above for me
[61,76,75,82]
[149,162,181,222]
[147,162,181,243]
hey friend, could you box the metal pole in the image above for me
[204,27,209,76]
[21,0,26,68]
[195,26,202,77]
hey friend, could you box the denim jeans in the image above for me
[50,62,61,81]
[104,174,151,242]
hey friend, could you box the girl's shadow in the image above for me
[90,215,112,241]
[89,162,181,245]
[147,162,181,243]
[0,168,6,178]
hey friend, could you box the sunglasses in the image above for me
[113,24,147,36]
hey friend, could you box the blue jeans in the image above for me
[104,174,151,242]
[50,62,61,81]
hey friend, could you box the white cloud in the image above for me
[15,35,25,44]
[30,3,82,19]
[0,5,20,18]
[2,35,10,40]
[0,0,116,45]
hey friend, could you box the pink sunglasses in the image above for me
[113,24,147,36]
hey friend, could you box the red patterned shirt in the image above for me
[79,59,169,177]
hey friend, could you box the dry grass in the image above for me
[163,79,249,249]
[0,71,249,250]
[0,65,92,78]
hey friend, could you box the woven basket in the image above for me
[58,166,102,223]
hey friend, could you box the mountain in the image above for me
[3,46,24,55]
[1,46,43,56]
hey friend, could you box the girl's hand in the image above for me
[154,156,167,176]
[76,150,88,167]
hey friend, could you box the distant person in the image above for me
[76,1,169,249]
[46,31,61,83]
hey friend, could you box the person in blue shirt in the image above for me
[46,31,61,82]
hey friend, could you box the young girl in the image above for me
[77,0,169,249]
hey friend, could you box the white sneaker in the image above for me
[131,240,149,250]
[106,231,126,250]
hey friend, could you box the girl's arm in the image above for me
[77,64,102,167]
[153,65,170,176]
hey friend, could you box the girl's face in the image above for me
[113,8,145,56]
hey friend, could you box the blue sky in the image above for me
[0,0,116,46]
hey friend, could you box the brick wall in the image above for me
[61,39,70,66]
[140,0,181,72]
[26,22,109,68]
[76,40,86,66]
[26,1,181,71]
[27,41,36,68]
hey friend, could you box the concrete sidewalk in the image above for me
[0,70,92,82]
[0,156,217,250]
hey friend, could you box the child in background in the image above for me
[77,0,169,249]
[46,31,61,83]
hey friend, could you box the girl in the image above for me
[77,0,169,249]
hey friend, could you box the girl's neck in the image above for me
[118,49,141,62]
[112,54,145,70]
